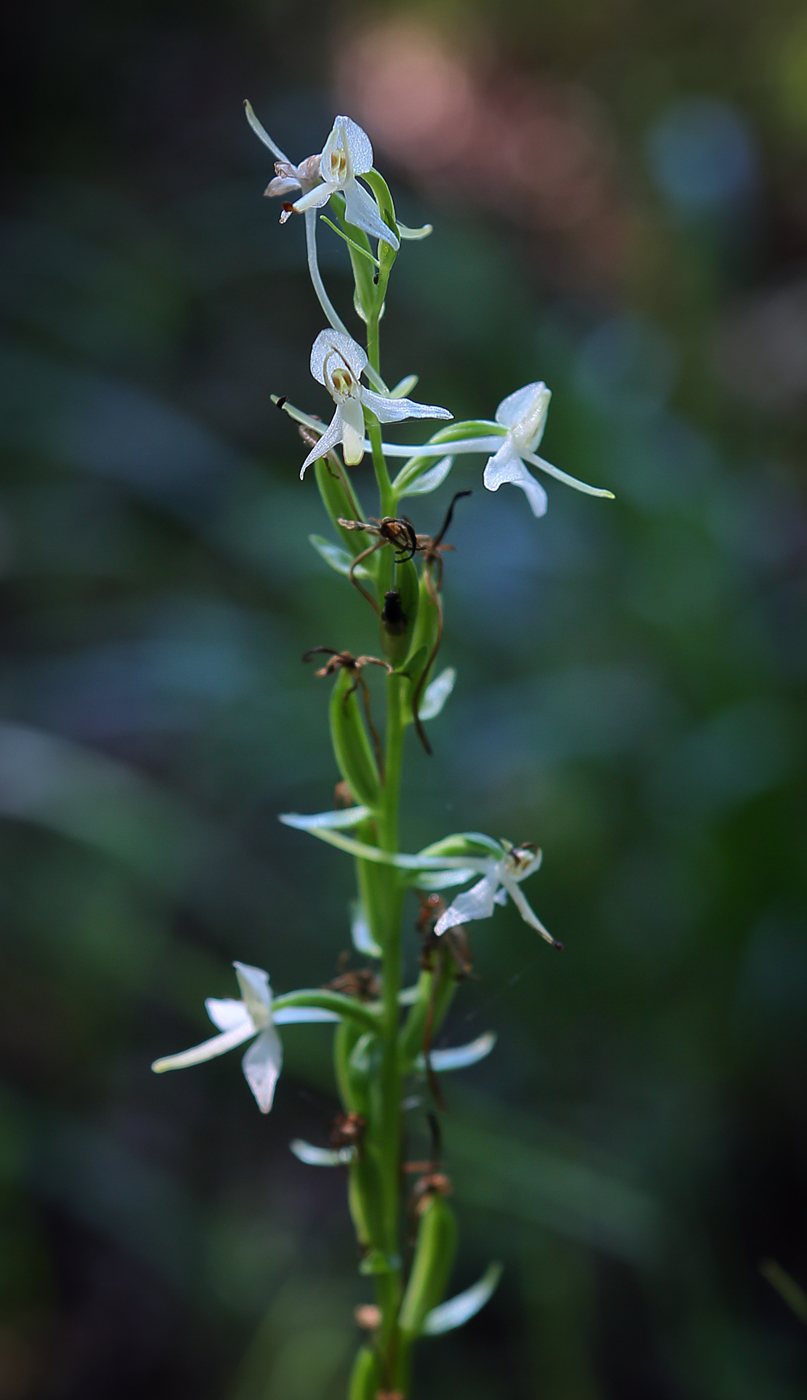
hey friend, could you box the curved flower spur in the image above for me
[152,99,617,1399]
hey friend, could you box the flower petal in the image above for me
[418,667,456,721]
[483,443,548,518]
[234,961,272,1026]
[300,407,343,478]
[265,174,302,200]
[290,1139,356,1166]
[333,115,374,175]
[397,455,454,497]
[502,876,559,947]
[243,101,290,163]
[340,396,366,466]
[310,329,368,386]
[241,1026,283,1112]
[350,898,382,957]
[152,1021,255,1073]
[343,177,399,250]
[291,182,333,213]
[280,806,373,830]
[495,383,551,450]
[418,1032,497,1073]
[422,1263,503,1336]
[361,388,451,424]
[434,872,500,934]
[205,997,252,1032]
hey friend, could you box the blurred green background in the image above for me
[2,0,807,1396]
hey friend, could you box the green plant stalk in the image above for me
[341,235,456,1391]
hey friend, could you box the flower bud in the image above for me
[329,667,381,809]
[347,1345,380,1400]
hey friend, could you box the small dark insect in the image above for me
[381,589,407,635]
[332,1111,366,1151]
[373,272,380,285]
[275,395,287,410]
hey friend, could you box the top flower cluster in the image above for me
[246,104,615,513]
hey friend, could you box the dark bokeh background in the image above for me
[2,1,807,1396]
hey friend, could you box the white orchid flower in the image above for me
[290,115,399,251]
[152,961,339,1113]
[300,329,451,477]
[434,841,558,944]
[481,383,555,518]
[279,814,560,948]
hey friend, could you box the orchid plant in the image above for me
[153,106,613,1399]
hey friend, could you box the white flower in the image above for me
[301,329,451,477]
[348,380,614,511]
[291,115,399,250]
[152,961,338,1113]
[265,152,324,223]
[434,842,560,947]
[482,383,554,517]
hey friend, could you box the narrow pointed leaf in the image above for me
[280,806,373,831]
[350,898,382,957]
[422,1263,503,1335]
[416,1032,497,1073]
[397,455,455,497]
[309,535,370,578]
[419,667,456,720]
[290,1139,356,1166]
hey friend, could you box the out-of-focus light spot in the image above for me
[714,279,807,408]
[645,98,757,214]
[655,698,797,815]
[575,316,676,418]
[773,14,807,136]
[333,19,629,288]
[334,21,475,171]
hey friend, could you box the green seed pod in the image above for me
[314,456,368,558]
[398,1194,457,1338]
[402,571,441,723]
[348,1346,380,1400]
[329,667,381,809]
[379,555,419,665]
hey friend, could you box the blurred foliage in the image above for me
[1,0,806,1397]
